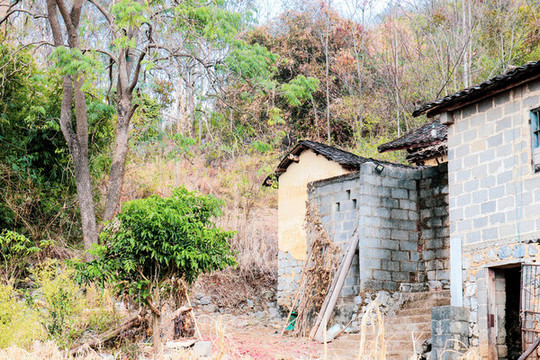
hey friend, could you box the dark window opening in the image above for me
[335,202,340,212]
[353,199,357,209]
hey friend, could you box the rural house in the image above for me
[413,60,540,360]
[269,139,451,356]
[270,61,540,360]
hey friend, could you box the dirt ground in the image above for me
[195,311,324,360]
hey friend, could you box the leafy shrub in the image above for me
[81,186,236,353]
[85,186,236,301]
[33,261,121,349]
[0,230,40,282]
[0,283,45,348]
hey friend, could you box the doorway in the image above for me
[488,265,522,360]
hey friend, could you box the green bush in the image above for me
[81,186,236,354]
[0,229,40,282]
[0,283,45,348]
[33,261,121,349]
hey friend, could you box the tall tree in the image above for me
[1,0,267,255]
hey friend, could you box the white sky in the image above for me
[253,0,392,25]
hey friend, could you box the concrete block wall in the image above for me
[308,172,361,298]
[419,163,450,289]
[447,80,540,248]
[355,162,422,292]
[444,78,540,356]
[431,306,470,360]
[276,160,450,312]
[307,162,449,295]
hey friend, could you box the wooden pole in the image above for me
[311,229,359,342]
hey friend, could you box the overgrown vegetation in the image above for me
[79,187,235,355]
[1,0,539,356]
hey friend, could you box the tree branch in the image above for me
[81,48,118,63]
[0,8,47,26]
[87,0,118,36]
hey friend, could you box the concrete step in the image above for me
[329,291,451,360]
[386,314,431,324]
[397,299,450,316]
[400,290,450,302]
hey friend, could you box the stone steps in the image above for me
[328,290,451,360]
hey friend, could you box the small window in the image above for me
[531,109,540,172]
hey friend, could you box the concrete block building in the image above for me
[413,60,540,359]
[270,61,540,359]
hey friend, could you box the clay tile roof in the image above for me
[405,144,447,163]
[378,119,447,153]
[413,61,540,117]
[263,140,410,186]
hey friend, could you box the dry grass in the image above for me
[355,300,386,360]
[0,342,104,360]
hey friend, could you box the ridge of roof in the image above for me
[378,119,447,153]
[413,61,540,117]
[263,140,412,186]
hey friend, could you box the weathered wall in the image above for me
[419,163,450,290]
[277,149,351,306]
[447,79,540,248]
[446,78,540,357]
[300,161,449,321]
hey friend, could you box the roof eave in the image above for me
[413,68,540,118]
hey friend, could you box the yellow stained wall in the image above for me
[422,155,448,166]
[278,150,351,260]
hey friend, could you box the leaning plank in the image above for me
[308,228,356,340]
[70,311,145,356]
[310,228,359,342]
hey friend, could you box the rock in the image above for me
[200,296,211,305]
[166,339,198,350]
[354,295,362,305]
[196,293,204,300]
[246,299,254,308]
[268,306,280,319]
[203,304,217,313]
[192,341,212,357]
[98,354,115,360]
[255,311,265,318]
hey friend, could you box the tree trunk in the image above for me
[103,97,132,222]
[151,286,163,359]
[153,311,163,359]
[324,0,331,142]
[47,0,98,259]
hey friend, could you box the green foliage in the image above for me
[0,40,113,242]
[0,283,45,348]
[49,47,102,87]
[252,140,272,154]
[112,0,148,29]
[33,261,121,348]
[174,0,247,44]
[168,133,197,161]
[82,187,236,308]
[225,42,278,87]
[0,230,40,282]
[281,75,320,106]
